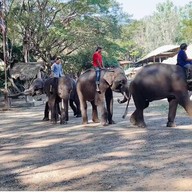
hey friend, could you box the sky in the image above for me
[116,0,191,20]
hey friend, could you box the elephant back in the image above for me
[78,68,96,83]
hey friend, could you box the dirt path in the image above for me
[0,93,192,190]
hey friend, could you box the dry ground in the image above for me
[0,93,192,191]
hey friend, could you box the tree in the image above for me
[5,0,131,74]
[131,0,180,55]
[179,2,192,44]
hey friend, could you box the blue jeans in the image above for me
[95,67,101,84]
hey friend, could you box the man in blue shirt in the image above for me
[50,56,64,93]
[51,56,64,77]
[177,43,192,81]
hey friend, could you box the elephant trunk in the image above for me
[117,84,130,104]
[117,93,128,104]
[23,87,35,96]
[8,91,26,98]
[116,84,131,119]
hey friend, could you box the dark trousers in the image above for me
[50,77,59,93]
[184,64,192,79]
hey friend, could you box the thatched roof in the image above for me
[9,62,44,80]
[136,45,180,64]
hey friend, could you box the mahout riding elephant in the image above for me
[120,63,192,128]
[24,75,81,124]
[76,67,129,126]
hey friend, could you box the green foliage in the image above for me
[131,0,181,55]
[63,49,93,75]
[179,2,192,44]
[2,0,192,76]
[5,0,130,72]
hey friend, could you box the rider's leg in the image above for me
[184,64,192,82]
[95,68,101,92]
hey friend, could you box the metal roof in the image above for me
[136,45,180,64]
[163,44,192,65]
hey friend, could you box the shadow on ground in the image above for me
[0,93,192,190]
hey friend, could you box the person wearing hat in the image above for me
[92,46,104,93]
[50,56,64,93]
[177,43,192,81]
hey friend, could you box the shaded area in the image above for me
[0,94,192,190]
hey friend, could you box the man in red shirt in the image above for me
[92,46,104,93]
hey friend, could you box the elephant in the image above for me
[120,63,192,128]
[24,75,81,124]
[76,67,129,126]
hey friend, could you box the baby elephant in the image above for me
[24,75,81,124]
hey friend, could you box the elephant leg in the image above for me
[130,109,146,127]
[60,99,68,124]
[48,96,57,123]
[57,102,61,115]
[90,101,100,123]
[136,109,146,127]
[178,93,192,116]
[54,101,60,122]
[130,110,137,125]
[131,95,148,127]
[105,88,115,124]
[167,99,178,127]
[70,99,77,116]
[74,97,81,117]
[98,94,108,126]
[43,101,49,121]
[80,100,88,124]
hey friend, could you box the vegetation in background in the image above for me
[1,0,192,89]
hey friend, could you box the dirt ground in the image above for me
[0,93,192,191]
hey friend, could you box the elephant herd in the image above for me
[24,63,192,128]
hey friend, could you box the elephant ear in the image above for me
[103,71,115,86]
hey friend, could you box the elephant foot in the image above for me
[75,114,82,118]
[60,121,67,125]
[51,120,57,124]
[137,122,146,128]
[92,119,100,123]
[43,117,49,121]
[82,121,88,125]
[108,120,115,124]
[130,115,137,125]
[101,122,108,126]
[130,115,146,127]
[167,121,176,127]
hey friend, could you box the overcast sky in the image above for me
[116,0,191,19]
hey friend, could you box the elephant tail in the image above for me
[122,92,131,119]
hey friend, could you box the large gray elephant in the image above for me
[24,75,81,124]
[121,63,192,128]
[76,67,129,126]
